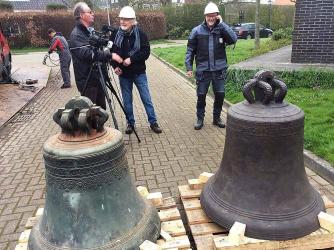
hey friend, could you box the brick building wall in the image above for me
[291,0,334,63]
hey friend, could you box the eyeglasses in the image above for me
[82,11,93,14]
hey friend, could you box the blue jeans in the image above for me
[119,74,157,126]
[196,70,226,120]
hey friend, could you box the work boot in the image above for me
[61,84,71,89]
[150,122,162,134]
[213,117,225,128]
[194,118,204,130]
[125,124,134,134]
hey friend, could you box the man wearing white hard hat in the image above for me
[185,2,237,130]
[111,6,162,134]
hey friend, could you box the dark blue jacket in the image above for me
[185,21,237,73]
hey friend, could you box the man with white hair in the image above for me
[69,2,123,109]
[185,2,237,130]
[111,6,162,134]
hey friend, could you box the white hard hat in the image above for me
[119,6,136,19]
[204,2,219,15]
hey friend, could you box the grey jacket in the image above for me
[185,21,237,73]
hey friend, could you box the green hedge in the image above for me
[0,11,166,48]
[226,68,334,94]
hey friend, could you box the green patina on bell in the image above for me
[28,96,161,249]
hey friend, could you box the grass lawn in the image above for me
[152,38,277,71]
[12,47,49,55]
[150,39,175,45]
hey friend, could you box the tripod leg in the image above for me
[97,63,119,129]
[81,66,94,96]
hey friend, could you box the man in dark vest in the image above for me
[185,2,237,130]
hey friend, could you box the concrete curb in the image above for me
[151,51,334,184]
[304,149,334,184]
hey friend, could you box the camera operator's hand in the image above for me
[114,67,122,76]
[123,58,131,67]
[112,53,123,64]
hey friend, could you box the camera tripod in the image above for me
[82,59,141,143]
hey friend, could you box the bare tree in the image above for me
[254,0,260,49]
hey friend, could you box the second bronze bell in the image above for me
[200,70,325,240]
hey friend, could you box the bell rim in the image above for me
[200,179,325,240]
[28,201,161,249]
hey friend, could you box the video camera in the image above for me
[88,25,118,49]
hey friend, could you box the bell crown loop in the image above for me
[243,70,288,105]
[53,96,109,135]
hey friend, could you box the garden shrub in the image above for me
[272,27,293,41]
[0,11,166,48]
[0,1,13,12]
[46,4,68,11]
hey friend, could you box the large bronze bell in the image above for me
[201,70,325,240]
[28,96,161,249]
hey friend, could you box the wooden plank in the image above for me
[157,235,191,249]
[185,209,212,225]
[25,217,37,229]
[194,234,228,250]
[157,197,177,210]
[182,198,201,211]
[161,220,186,237]
[178,185,201,199]
[194,234,214,250]
[190,222,227,236]
[323,195,334,209]
[158,207,181,222]
[214,228,334,250]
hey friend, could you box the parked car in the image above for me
[231,23,273,40]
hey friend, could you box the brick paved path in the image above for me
[0,55,333,250]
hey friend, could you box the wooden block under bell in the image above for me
[188,179,204,190]
[318,212,334,232]
[147,192,163,207]
[139,240,162,250]
[25,217,37,229]
[323,195,334,209]
[227,222,246,245]
[160,229,173,241]
[158,207,181,222]
[198,172,214,184]
[137,186,149,198]
[35,207,44,217]
[15,243,28,250]
[18,229,31,244]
